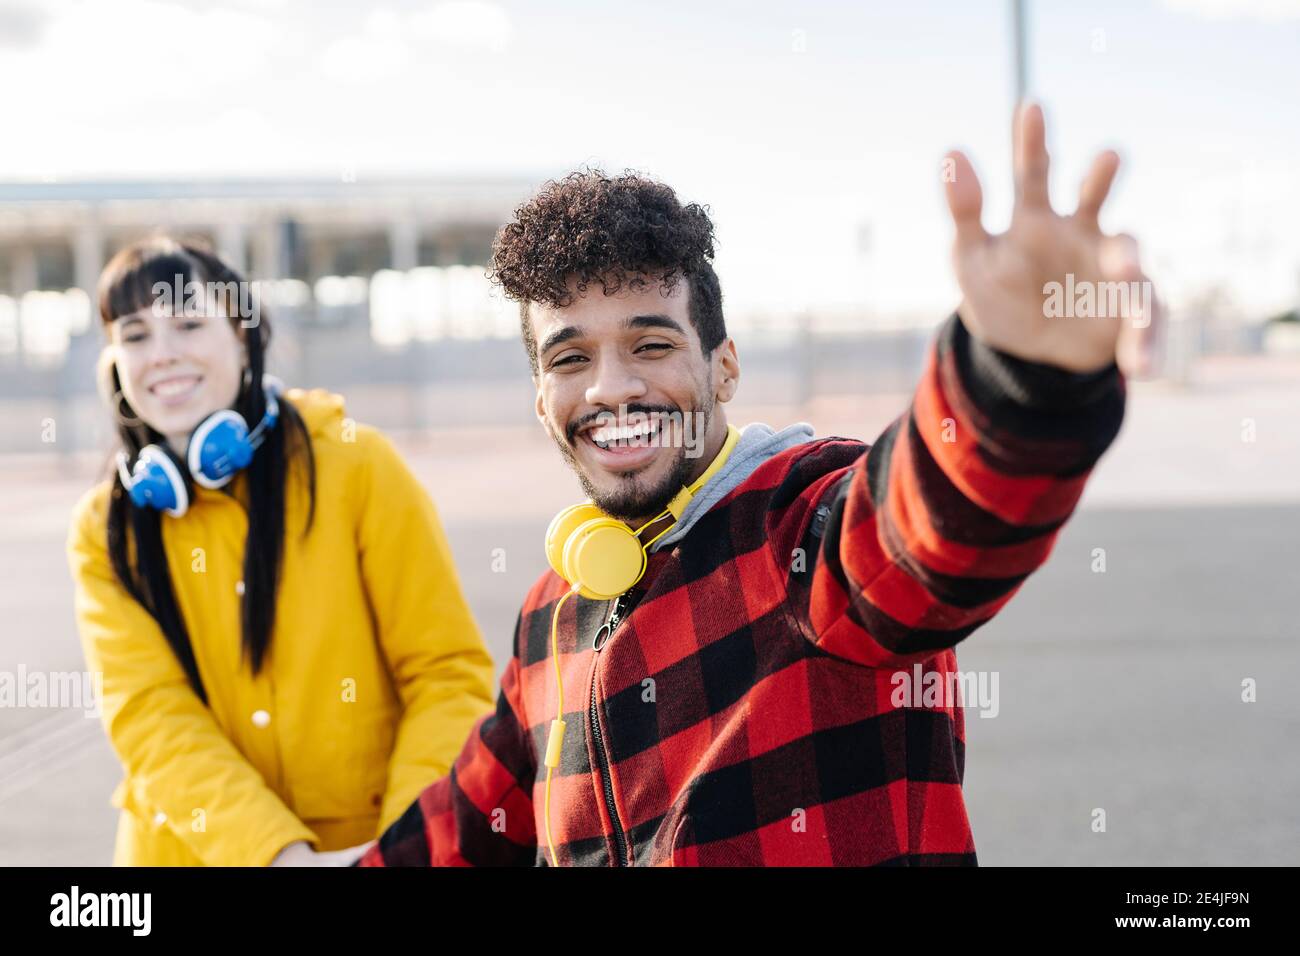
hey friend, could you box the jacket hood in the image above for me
[282,387,347,438]
[649,421,816,553]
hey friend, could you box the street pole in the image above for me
[1011,0,1029,103]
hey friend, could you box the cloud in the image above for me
[315,3,513,82]
[1161,0,1300,21]
[318,9,413,81]
[411,1,513,54]
[0,1,51,49]
[0,0,280,103]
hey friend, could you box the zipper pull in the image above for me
[592,592,629,652]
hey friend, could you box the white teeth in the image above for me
[590,421,658,447]
[151,377,199,397]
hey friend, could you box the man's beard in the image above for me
[549,394,715,525]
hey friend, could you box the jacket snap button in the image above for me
[251,709,271,728]
[153,811,167,826]
[235,580,245,596]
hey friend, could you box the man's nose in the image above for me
[584,353,647,409]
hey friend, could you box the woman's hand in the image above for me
[269,839,375,866]
[943,102,1158,376]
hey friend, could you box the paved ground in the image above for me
[1,358,1297,865]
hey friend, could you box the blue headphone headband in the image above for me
[117,381,281,516]
[187,389,279,490]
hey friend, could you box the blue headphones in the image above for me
[116,381,281,517]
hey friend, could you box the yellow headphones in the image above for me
[544,424,741,600]
[541,423,740,865]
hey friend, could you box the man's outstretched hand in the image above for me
[944,102,1157,376]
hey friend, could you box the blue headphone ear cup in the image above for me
[188,409,251,489]
[131,445,190,517]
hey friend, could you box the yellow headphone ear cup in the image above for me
[545,503,605,581]
[562,518,646,600]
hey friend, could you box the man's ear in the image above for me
[713,338,740,403]
[534,379,548,428]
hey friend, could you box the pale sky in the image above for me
[2,0,1297,322]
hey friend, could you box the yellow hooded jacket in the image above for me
[67,388,495,866]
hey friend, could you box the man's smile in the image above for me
[576,417,665,474]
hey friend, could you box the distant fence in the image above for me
[0,289,939,454]
[0,265,1261,454]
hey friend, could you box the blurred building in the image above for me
[0,176,534,281]
[0,176,549,451]
[0,176,534,370]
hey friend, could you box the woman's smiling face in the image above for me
[108,304,245,455]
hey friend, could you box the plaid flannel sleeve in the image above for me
[356,617,538,866]
[776,310,1126,668]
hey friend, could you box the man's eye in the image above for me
[552,354,586,367]
[123,333,147,344]
[637,343,673,354]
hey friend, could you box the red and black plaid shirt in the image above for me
[359,313,1125,866]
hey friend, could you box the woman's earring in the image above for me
[112,390,144,428]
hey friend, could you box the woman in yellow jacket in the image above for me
[67,236,495,866]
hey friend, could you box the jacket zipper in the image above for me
[589,591,630,866]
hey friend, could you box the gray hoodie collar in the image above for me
[649,421,815,552]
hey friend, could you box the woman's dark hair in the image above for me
[488,169,725,374]
[98,237,316,703]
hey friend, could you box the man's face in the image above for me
[530,276,739,524]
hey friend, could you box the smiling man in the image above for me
[358,105,1143,866]
[531,276,732,524]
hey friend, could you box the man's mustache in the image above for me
[566,404,681,445]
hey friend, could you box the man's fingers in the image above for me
[943,150,988,247]
[1013,101,1051,210]
[1117,268,1161,378]
[1098,231,1158,373]
[1098,232,1142,283]
[1076,149,1120,231]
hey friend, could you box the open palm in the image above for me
[944,103,1156,375]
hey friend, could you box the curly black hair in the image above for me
[489,169,725,374]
